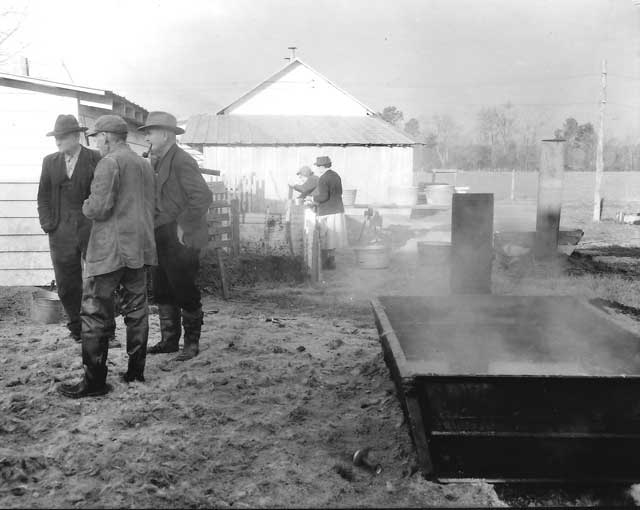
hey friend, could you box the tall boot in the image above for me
[174,307,202,361]
[121,307,149,383]
[148,304,181,354]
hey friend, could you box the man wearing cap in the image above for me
[313,156,347,270]
[289,165,318,200]
[140,112,213,362]
[57,115,157,398]
[37,114,102,342]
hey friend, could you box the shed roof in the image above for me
[183,114,419,146]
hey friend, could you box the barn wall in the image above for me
[0,86,79,285]
[202,145,414,206]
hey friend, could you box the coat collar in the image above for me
[156,143,179,190]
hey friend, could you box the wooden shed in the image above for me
[0,72,148,286]
[182,59,419,207]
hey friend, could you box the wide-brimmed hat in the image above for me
[86,115,129,137]
[137,111,185,135]
[46,114,88,137]
[315,156,332,167]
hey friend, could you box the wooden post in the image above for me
[510,169,516,201]
[450,193,494,294]
[535,139,565,259]
[230,198,240,256]
[593,59,607,222]
[216,247,230,300]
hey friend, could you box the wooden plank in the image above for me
[207,212,230,222]
[0,201,39,217]
[210,200,230,209]
[208,181,226,194]
[0,217,43,235]
[0,251,52,269]
[209,225,232,236]
[209,240,232,249]
[0,183,39,200]
[0,234,49,251]
[216,247,230,300]
[231,198,240,256]
[0,268,56,286]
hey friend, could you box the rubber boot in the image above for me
[121,307,149,383]
[148,304,181,354]
[174,308,202,361]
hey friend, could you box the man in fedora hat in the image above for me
[58,115,157,398]
[140,111,212,362]
[37,114,102,342]
[313,156,347,270]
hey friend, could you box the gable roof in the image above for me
[217,58,376,116]
[183,114,419,146]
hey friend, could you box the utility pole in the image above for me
[593,58,607,222]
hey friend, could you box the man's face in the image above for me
[55,132,80,155]
[94,132,109,156]
[144,128,169,153]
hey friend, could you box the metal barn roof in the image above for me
[182,114,418,146]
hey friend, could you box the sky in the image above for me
[2,0,639,140]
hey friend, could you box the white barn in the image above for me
[182,59,419,206]
[0,72,148,286]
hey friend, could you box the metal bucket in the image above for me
[425,183,454,206]
[342,189,357,207]
[389,186,418,206]
[417,241,451,264]
[32,292,63,324]
[354,244,390,269]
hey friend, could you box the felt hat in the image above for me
[315,156,332,167]
[86,115,129,137]
[46,114,88,137]
[138,111,185,135]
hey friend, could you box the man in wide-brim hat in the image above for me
[139,111,212,362]
[37,114,101,342]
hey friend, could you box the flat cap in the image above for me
[87,115,128,137]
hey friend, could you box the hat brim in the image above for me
[46,127,88,137]
[137,123,185,135]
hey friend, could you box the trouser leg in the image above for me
[49,229,83,338]
[148,257,181,354]
[119,268,149,378]
[81,270,121,388]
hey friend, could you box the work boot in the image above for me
[148,304,181,354]
[58,364,111,399]
[174,308,202,361]
[120,371,145,383]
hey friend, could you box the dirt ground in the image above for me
[3,202,640,508]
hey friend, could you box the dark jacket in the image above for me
[293,174,319,199]
[82,143,157,278]
[313,168,345,216]
[37,146,101,233]
[154,144,213,250]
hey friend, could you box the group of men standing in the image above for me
[37,111,212,399]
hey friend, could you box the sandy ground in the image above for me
[3,201,640,508]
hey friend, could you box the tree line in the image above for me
[378,104,640,172]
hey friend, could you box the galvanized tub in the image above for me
[342,189,357,207]
[32,290,63,324]
[372,295,640,482]
[425,183,454,206]
[389,186,419,207]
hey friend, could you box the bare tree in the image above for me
[477,102,517,168]
[0,4,27,65]
[431,114,458,167]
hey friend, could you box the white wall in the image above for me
[227,63,370,117]
[202,145,414,205]
[0,86,78,285]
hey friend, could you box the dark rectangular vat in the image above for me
[372,295,640,481]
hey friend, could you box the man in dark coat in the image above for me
[57,115,157,398]
[37,114,101,341]
[140,112,213,361]
[313,156,347,270]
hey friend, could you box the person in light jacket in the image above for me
[57,115,157,398]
